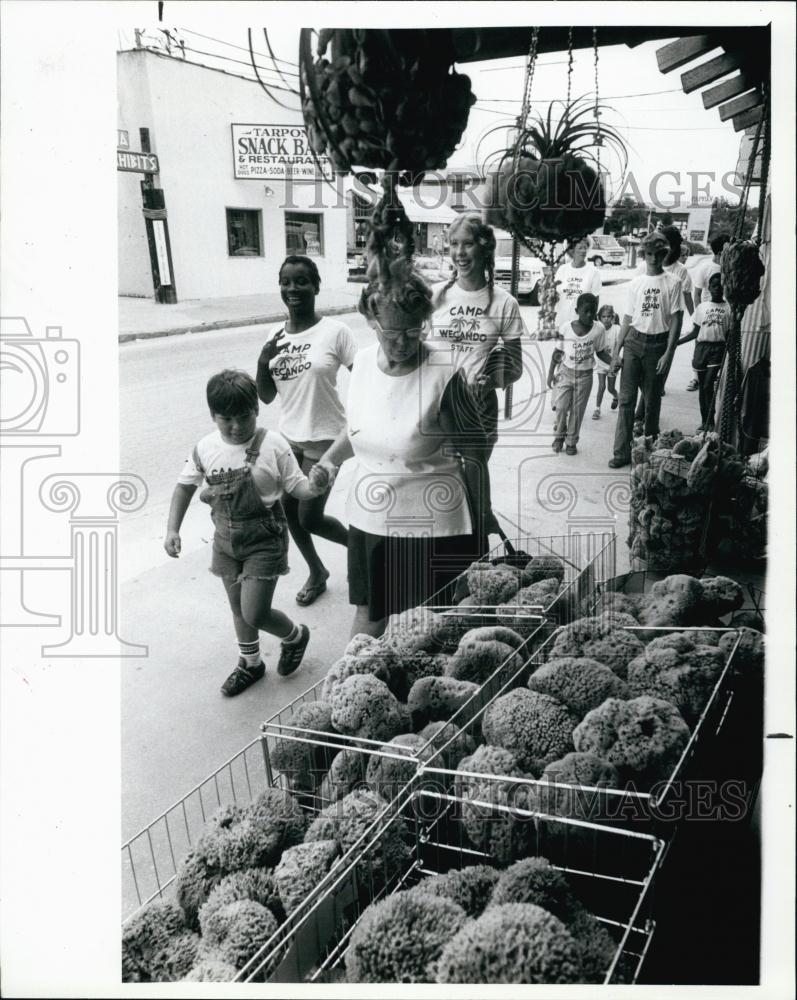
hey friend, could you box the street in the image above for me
[120,274,702,840]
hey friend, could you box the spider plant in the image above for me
[483,96,628,243]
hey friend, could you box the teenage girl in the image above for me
[256,256,356,606]
[428,213,527,544]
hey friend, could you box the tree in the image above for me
[605,195,646,236]
[710,196,756,240]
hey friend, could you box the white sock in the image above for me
[238,640,260,667]
[283,623,301,644]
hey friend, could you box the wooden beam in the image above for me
[719,88,762,122]
[681,51,742,93]
[702,73,750,109]
[733,105,765,132]
[656,35,716,74]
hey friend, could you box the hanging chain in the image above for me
[565,28,574,106]
[518,27,540,137]
[593,28,602,170]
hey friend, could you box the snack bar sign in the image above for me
[232,124,333,181]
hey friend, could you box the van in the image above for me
[585,234,624,267]
[492,229,545,303]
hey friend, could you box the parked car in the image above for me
[585,234,624,267]
[493,230,545,303]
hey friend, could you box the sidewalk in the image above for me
[118,286,363,342]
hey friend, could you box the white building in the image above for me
[117,48,348,301]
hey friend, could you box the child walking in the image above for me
[592,305,620,419]
[552,293,612,455]
[676,272,730,432]
[164,369,324,697]
[547,347,564,421]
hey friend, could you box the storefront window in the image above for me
[285,211,324,256]
[226,208,262,257]
[353,195,372,249]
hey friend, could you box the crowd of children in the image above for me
[546,229,730,467]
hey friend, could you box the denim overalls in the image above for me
[194,427,289,581]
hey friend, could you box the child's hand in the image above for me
[164,530,181,558]
[308,462,334,494]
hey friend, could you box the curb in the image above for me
[118,303,359,344]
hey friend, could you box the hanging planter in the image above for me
[299,28,476,178]
[483,98,627,244]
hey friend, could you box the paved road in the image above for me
[121,273,706,845]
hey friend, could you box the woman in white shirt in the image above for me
[314,256,483,638]
[554,236,602,327]
[256,256,357,606]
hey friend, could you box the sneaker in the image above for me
[565,444,578,455]
[552,439,564,453]
[686,378,699,391]
[611,397,619,410]
[277,624,310,676]
[592,409,601,420]
[221,658,265,697]
[608,457,630,469]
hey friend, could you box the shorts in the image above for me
[210,503,289,583]
[287,438,334,467]
[348,525,480,622]
[693,341,726,371]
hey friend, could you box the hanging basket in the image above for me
[299,28,476,177]
[481,98,625,246]
[485,150,606,243]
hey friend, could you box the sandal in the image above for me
[295,574,329,606]
[278,624,310,676]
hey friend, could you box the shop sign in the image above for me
[118,129,130,149]
[151,219,172,285]
[117,150,160,173]
[231,123,333,181]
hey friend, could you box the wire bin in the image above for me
[423,532,617,628]
[237,779,665,984]
[122,738,271,921]
[423,623,750,837]
[258,616,554,815]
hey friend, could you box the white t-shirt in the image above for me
[266,317,357,445]
[553,261,602,326]
[345,344,471,537]
[635,259,693,296]
[623,271,685,335]
[556,320,610,373]
[428,282,526,383]
[692,300,731,343]
[178,428,307,505]
[595,323,620,374]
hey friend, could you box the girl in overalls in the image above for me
[165,369,324,696]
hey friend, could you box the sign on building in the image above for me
[231,124,333,181]
[685,205,713,245]
[117,150,159,173]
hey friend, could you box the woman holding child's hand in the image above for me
[256,255,357,607]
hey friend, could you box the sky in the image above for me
[119,19,756,210]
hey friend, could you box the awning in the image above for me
[396,189,458,225]
[358,181,459,225]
